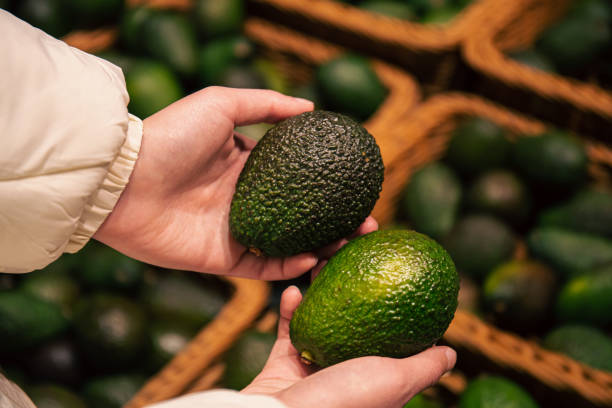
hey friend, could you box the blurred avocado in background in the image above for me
[222,330,276,390]
[82,373,147,408]
[316,54,387,121]
[27,384,87,408]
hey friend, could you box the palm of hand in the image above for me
[95,87,319,278]
[243,287,456,408]
[95,87,376,280]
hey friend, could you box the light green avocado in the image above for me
[459,376,539,408]
[290,229,459,367]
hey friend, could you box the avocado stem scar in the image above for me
[249,247,263,257]
[300,351,314,365]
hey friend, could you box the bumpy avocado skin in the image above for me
[289,230,459,368]
[230,111,384,257]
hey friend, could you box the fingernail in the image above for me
[303,253,318,268]
[445,348,457,371]
[293,97,314,105]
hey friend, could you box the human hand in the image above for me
[243,286,457,408]
[94,87,378,280]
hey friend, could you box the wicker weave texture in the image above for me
[246,0,512,88]
[248,0,493,50]
[462,0,612,139]
[372,92,612,407]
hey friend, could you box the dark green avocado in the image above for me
[0,291,68,352]
[401,162,462,240]
[444,215,515,281]
[24,338,83,386]
[230,110,384,257]
[446,117,509,177]
[82,374,146,408]
[513,131,587,190]
[316,55,387,121]
[289,229,458,367]
[466,170,531,226]
[527,227,612,277]
[543,324,612,372]
[483,260,557,333]
[223,330,276,390]
[538,188,612,237]
[74,294,148,372]
[556,264,612,327]
[27,384,86,408]
[459,376,539,408]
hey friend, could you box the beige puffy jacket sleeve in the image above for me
[0,9,142,273]
[0,11,290,408]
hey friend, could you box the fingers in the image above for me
[230,251,318,281]
[315,239,349,260]
[233,132,258,152]
[230,216,378,281]
[277,347,456,408]
[277,286,302,340]
[351,216,378,238]
[310,260,327,281]
[395,346,457,393]
[209,87,314,126]
[314,216,378,260]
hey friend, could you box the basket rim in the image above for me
[373,91,612,406]
[248,0,507,51]
[462,0,612,120]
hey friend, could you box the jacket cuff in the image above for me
[145,390,288,408]
[65,114,143,252]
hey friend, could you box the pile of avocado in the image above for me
[0,242,228,408]
[338,0,474,25]
[402,375,541,408]
[398,116,612,373]
[508,0,612,89]
[2,0,387,125]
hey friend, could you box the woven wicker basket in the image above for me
[372,92,612,407]
[462,0,612,141]
[245,0,510,92]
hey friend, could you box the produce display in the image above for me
[508,0,612,89]
[0,243,227,407]
[397,117,612,373]
[0,0,392,403]
[1,0,611,407]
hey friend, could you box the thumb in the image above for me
[277,347,456,408]
[396,346,457,393]
[277,285,302,340]
[212,87,314,126]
